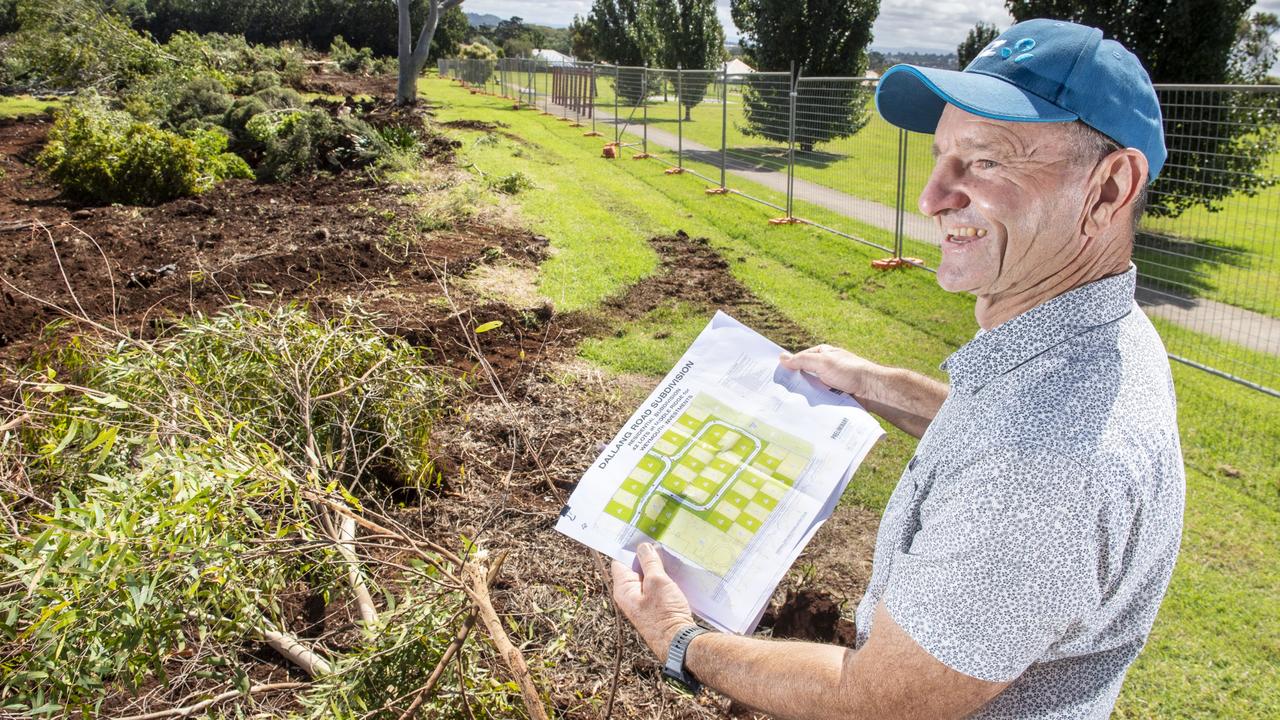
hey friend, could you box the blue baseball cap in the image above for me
[875,18,1166,180]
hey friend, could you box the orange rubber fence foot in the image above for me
[602,143,619,159]
[632,153,652,160]
[664,167,685,175]
[705,187,730,195]
[583,131,603,137]
[570,122,583,127]
[539,111,553,116]
[871,257,926,271]
[768,216,802,225]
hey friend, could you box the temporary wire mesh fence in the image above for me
[439,58,1280,398]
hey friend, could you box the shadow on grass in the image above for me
[1133,229,1255,308]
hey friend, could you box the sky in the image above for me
[462,0,1280,55]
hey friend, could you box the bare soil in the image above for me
[0,109,881,719]
[298,69,398,99]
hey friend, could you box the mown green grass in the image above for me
[426,76,1280,718]
[0,94,60,118]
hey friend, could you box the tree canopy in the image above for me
[730,0,880,150]
[1007,0,1279,216]
[957,21,999,68]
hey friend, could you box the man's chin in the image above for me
[934,265,982,294]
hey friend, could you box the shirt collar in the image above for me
[942,266,1137,393]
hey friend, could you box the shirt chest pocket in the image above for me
[883,456,933,554]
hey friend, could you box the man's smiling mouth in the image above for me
[945,226,988,245]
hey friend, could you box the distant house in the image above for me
[533,48,574,64]
[722,58,755,75]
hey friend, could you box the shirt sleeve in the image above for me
[882,444,1100,682]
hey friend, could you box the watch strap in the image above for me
[662,624,709,694]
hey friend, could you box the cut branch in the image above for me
[464,559,549,720]
[261,625,333,677]
[335,513,379,628]
[396,551,508,720]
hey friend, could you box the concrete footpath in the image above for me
[542,96,1280,359]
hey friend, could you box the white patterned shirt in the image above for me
[854,267,1185,719]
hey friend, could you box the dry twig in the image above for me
[113,682,306,720]
[463,559,549,720]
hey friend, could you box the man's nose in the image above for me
[918,162,969,217]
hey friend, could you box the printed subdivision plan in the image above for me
[556,311,884,633]
[604,392,813,576]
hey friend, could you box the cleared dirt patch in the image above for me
[0,117,531,361]
[605,230,817,352]
[298,69,397,99]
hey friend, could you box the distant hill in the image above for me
[869,50,957,73]
[466,12,502,28]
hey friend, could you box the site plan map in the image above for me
[556,312,884,634]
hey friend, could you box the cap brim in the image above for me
[875,65,1078,134]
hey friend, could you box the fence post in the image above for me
[894,128,907,261]
[719,65,728,190]
[786,64,798,220]
[677,65,684,170]
[614,69,620,145]
[642,67,649,156]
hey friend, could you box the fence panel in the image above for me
[793,77,899,256]
[1137,85,1280,394]
[717,71,793,212]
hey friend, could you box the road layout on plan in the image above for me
[603,392,813,576]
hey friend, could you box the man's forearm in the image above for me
[685,633,858,720]
[860,366,949,439]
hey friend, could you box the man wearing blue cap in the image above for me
[611,18,1185,719]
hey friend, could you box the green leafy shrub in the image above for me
[251,109,390,182]
[253,84,305,110]
[1,304,471,716]
[165,74,234,128]
[487,170,535,195]
[37,101,252,205]
[4,0,167,92]
[330,34,375,75]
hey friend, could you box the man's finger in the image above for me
[635,542,668,579]
[612,559,640,588]
[780,348,833,374]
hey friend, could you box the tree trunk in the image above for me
[397,0,458,105]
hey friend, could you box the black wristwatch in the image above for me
[662,624,710,695]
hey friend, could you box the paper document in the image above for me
[556,312,884,634]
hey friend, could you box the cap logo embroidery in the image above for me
[982,37,1036,63]
[976,39,1006,59]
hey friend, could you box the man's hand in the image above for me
[779,344,884,401]
[611,543,697,659]
[780,343,949,439]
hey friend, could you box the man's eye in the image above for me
[975,159,999,169]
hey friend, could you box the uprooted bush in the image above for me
[37,100,253,205]
[0,304,521,717]
[247,108,391,182]
[329,34,376,75]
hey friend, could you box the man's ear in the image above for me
[1082,149,1147,239]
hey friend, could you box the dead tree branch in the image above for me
[463,558,549,720]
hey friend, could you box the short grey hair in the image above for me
[1065,121,1150,227]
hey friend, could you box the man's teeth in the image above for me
[947,227,988,239]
